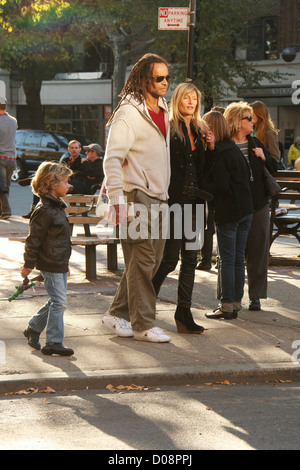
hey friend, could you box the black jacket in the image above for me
[204,138,253,225]
[168,122,206,206]
[24,194,71,273]
[245,135,278,211]
[73,158,103,188]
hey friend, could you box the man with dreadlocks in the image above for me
[102,53,171,343]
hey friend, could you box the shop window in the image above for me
[73,105,101,120]
[44,106,72,121]
[44,105,102,143]
[247,17,278,61]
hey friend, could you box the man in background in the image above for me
[0,97,17,220]
[70,143,104,194]
[61,140,82,172]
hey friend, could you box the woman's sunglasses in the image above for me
[150,75,170,83]
[241,115,253,122]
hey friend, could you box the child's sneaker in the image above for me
[23,326,41,350]
[102,312,133,337]
[134,327,171,343]
[41,343,74,356]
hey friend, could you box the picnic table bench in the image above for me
[63,194,120,279]
[9,194,120,280]
[269,170,300,247]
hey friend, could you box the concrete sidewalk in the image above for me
[0,215,299,395]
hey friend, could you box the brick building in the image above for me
[231,0,300,157]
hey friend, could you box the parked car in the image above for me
[11,129,93,181]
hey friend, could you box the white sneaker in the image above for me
[102,312,133,337]
[134,327,171,343]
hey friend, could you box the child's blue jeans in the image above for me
[29,271,68,343]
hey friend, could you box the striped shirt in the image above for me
[236,141,254,182]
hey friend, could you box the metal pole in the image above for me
[186,0,196,82]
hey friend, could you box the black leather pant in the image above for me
[152,204,200,308]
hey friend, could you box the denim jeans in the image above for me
[29,271,68,343]
[216,214,253,312]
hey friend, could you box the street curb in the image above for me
[1,363,299,395]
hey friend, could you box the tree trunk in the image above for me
[204,95,214,114]
[111,42,127,110]
[21,68,44,129]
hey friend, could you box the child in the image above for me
[22,162,74,356]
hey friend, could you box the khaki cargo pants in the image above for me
[109,189,168,332]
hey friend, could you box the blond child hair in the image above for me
[31,162,73,197]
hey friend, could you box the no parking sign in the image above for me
[158,7,190,30]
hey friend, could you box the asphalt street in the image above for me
[1,383,299,451]
[0,176,299,452]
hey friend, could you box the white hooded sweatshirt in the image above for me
[103,94,170,206]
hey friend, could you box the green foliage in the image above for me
[162,0,286,109]
[0,0,72,70]
[0,0,287,114]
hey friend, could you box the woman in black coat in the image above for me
[203,111,254,319]
[152,82,214,334]
[224,102,278,311]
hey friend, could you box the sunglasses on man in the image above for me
[150,75,171,83]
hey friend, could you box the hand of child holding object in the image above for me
[21,266,32,279]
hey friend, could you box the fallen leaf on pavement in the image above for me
[105,383,148,392]
[40,386,56,394]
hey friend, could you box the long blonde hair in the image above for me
[169,82,204,141]
[250,100,278,145]
[31,162,72,197]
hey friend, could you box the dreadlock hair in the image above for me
[107,53,169,126]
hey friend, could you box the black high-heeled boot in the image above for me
[174,306,204,334]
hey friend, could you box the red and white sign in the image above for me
[158,7,190,30]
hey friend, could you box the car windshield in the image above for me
[53,133,92,147]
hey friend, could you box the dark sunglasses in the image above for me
[150,75,170,83]
[242,115,253,122]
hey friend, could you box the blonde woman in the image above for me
[202,111,253,319]
[224,102,278,312]
[152,82,214,334]
[250,100,280,162]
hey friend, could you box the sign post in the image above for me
[158,2,197,82]
[186,0,196,82]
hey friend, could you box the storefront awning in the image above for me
[238,84,297,107]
